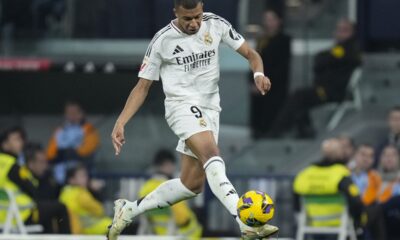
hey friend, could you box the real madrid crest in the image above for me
[204,32,213,46]
[199,118,207,127]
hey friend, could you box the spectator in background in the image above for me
[265,0,285,19]
[338,135,356,166]
[293,138,364,227]
[47,101,100,184]
[25,143,61,201]
[352,144,385,239]
[378,146,400,203]
[293,138,386,239]
[138,149,202,237]
[352,144,381,206]
[269,19,361,138]
[0,127,71,233]
[250,9,291,139]
[10,127,27,165]
[375,106,400,166]
[0,126,29,165]
[378,146,400,240]
[59,165,111,235]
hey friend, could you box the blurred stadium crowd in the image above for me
[1,0,400,239]
[0,0,238,39]
[2,104,399,238]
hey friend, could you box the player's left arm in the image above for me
[236,42,271,95]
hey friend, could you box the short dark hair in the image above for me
[66,164,87,183]
[65,100,83,109]
[390,105,400,113]
[174,0,203,9]
[153,149,176,166]
[265,9,283,19]
[357,143,374,151]
[24,142,44,164]
[0,126,26,149]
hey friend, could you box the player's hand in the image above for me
[111,122,125,156]
[254,75,271,95]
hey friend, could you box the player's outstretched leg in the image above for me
[186,131,279,239]
[204,156,278,239]
[107,178,197,240]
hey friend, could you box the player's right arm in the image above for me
[112,28,165,155]
[111,78,153,155]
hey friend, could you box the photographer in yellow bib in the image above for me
[59,164,111,234]
[0,127,70,233]
[138,149,202,237]
[293,138,386,239]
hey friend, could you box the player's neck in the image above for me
[172,19,185,34]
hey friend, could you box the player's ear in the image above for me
[173,8,178,18]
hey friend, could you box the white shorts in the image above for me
[165,103,220,158]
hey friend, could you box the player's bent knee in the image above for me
[189,180,205,194]
[197,149,221,164]
[181,176,205,194]
[195,175,206,193]
[190,184,204,194]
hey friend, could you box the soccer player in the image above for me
[107,0,278,239]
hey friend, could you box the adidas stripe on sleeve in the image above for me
[207,14,245,50]
[139,26,171,81]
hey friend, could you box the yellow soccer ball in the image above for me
[237,190,275,227]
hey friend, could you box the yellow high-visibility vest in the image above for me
[294,163,354,226]
[0,153,35,223]
[59,185,111,234]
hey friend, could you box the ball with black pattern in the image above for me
[237,190,275,227]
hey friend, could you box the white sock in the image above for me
[204,156,239,217]
[126,178,196,218]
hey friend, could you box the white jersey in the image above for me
[138,12,245,112]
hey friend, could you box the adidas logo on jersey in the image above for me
[173,45,184,55]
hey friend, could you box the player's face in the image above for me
[174,3,203,35]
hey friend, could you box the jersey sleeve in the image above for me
[219,17,245,50]
[138,37,163,81]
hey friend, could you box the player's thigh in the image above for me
[185,130,220,165]
[166,104,213,141]
[180,154,205,194]
[167,103,220,161]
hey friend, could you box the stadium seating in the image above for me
[311,67,363,131]
[295,194,357,240]
[0,189,42,234]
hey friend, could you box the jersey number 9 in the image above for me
[190,106,203,119]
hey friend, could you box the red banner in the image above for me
[0,58,52,71]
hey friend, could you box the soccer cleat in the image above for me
[106,199,134,240]
[241,224,279,240]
